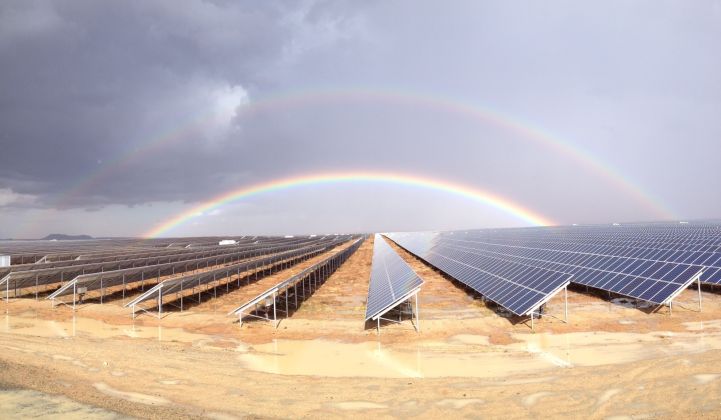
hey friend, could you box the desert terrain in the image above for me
[2,237,721,419]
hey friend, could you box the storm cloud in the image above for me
[1,1,720,237]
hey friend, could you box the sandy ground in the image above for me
[3,237,721,419]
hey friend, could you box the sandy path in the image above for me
[386,237,493,319]
[293,235,374,321]
[203,239,359,315]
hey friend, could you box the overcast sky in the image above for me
[1,0,720,238]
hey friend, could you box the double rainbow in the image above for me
[26,88,675,238]
[60,88,673,219]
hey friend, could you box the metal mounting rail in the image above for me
[230,238,364,328]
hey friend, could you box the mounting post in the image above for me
[530,311,534,330]
[564,285,568,323]
[415,292,420,332]
[273,291,278,328]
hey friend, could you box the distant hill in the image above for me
[42,234,94,241]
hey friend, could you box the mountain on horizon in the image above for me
[42,234,94,241]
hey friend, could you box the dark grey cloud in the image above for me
[0,0,361,201]
[1,0,720,237]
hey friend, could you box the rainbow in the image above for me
[234,89,673,218]
[56,88,674,220]
[56,109,233,208]
[143,171,555,238]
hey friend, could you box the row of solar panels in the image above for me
[1,237,330,296]
[483,232,721,251]
[124,236,356,312]
[11,237,261,266]
[0,236,269,264]
[386,233,570,316]
[0,237,312,281]
[467,240,721,284]
[230,237,365,322]
[473,223,721,249]
[387,223,710,317]
[46,238,346,304]
[0,236,287,271]
[365,235,424,322]
[0,239,188,264]
[441,224,721,285]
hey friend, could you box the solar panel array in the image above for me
[4,220,719,324]
[4,238,322,298]
[46,237,331,303]
[0,237,301,277]
[0,236,256,265]
[0,237,270,279]
[474,223,721,285]
[365,235,424,321]
[389,222,712,311]
[386,233,572,316]
[125,236,355,313]
[230,237,365,324]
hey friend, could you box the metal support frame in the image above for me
[51,282,80,311]
[523,283,570,331]
[3,276,9,302]
[131,283,164,319]
[231,239,363,329]
[28,239,344,320]
[126,251,303,319]
[662,275,704,315]
[373,288,421,335]
[238,291,279,328]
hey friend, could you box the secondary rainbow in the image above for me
[143,172,555,238]
[234,88,674,218]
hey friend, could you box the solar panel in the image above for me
[447,225,721,285]
[416,225,705,306]
[437,239,698,305]
[0,237,264,277]
[492,237,721,285]
[229,237,364,326]
[0,236,299,264]
[386,232,571,317]
[365,235,424,323]
[42,238,334,306]
[125,236,356,317]
[3,238,320,298]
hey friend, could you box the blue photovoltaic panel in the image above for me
[448,221,721,283]
[518,241,721,285]
[124,237,352,307]
[438,239,700,305]
[365,235,424,321]
[435,222,721,285]
[414,223,707,305]
[387,232,572,316]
